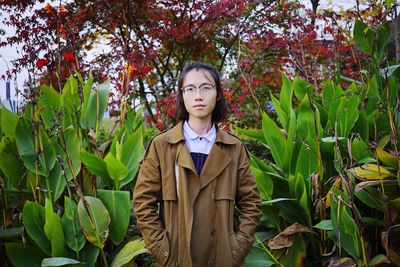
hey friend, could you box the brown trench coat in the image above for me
[133,122,261,267]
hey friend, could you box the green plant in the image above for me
[0,74,148,266]
[241,20,400,267]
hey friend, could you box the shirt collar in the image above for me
[183,121,216,142]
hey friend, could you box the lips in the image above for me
[193,104,206,108]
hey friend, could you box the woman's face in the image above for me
[181,69,217,123]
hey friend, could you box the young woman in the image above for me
[134,62,261,267]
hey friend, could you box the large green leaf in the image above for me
[351,137,374,162]
[294,173,310,224]
[78,242,100,267]
[80,75,94,129]
[98,189,130,245]
[5,242,46,267]
[111,239,149,267]
[38,84,61,129]
[280,235,307,267]
[120,126,144,187]
[292,76,310,102]
[354,187,385,211]
[84,80,110,132]
[271,94,288,131]
[42,257,83,266]
[0,141,25,188]
[376,23,391,62]
[295,138,318,179]
[1,106,18,138]
[280,72,293,118]
[61,76,80,114]
[22,201,51,255]
[15,118,56,177]
[251,166,273,201]
[328,95,359,137]
[54,128,81,181]
[78,196,110,248]
[104,153,128,184]
[244,246,279,267]
[44,198,66,257]
[296,95,321,140]
[353,20,373,55]
[236,127,266,145]
[80,149,110,181]
[262,112,287,169]
[48,163,65,203]
[62,197,86,252]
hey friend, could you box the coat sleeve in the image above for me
[133,139,166,258]
[235,143,262,256]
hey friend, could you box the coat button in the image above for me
[208,260,213,266]
[164,251,168,257]
[210,229,216,236]
[232,249,237,255]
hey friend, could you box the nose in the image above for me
[194,88,203,100]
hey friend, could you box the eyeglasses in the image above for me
[181,84,215,96]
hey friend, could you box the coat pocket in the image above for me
[155,231,170,266]
[229,232,246,267]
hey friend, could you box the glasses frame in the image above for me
[181,83,216,96]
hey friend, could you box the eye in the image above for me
[184,86,195,93]
[201,84,214,91]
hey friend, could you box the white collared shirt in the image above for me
[183,121,216,154]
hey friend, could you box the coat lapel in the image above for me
[199,144,231,189]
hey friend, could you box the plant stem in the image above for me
[101,248,108,267]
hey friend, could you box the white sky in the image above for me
[0,0,369,102]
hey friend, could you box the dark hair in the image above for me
[176,62,227,123]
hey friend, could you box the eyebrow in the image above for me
[182,82,214,87]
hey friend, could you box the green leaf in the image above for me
[98,189,130,245]
[0,146,25,189]
[236,127,266,144]
[262,112,287,169]
[5,242,46,267]
[48,163,65,203]
[351,138,373,162]
[78,242,99,267]
[111,239,149,267]
[369,254,390,266]
[63,197,86,252]
[244,246,279,267]
[292,76,309,101]
[251,166,273,200]
[376,23,391,62]
[313,220,333,231]
[15,118,56,176]
[54,128,82,182]
[120,126,144,187]
[38,85,61,129]
[41,257,83,266]
[271,94,288,131]
[295,139,318,179]
[61,76,80,114]
[81,75,94,129]
[85,80,110,132]
[1,106,18,137]
[44,198,66,257]
[80,149,110,181]
[0,227,23,239]
[355,187,385,211]
[22,201,51,255]
[328,95,359,137]
[280,235,307,267]
[77,196,110,248]
[104,153,128,182]
[353,20,373,55]
[280,72,293,117]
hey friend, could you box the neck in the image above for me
[187,117,213,136]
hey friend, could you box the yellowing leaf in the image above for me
[376,148,400,170]
[350,164,393,180]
